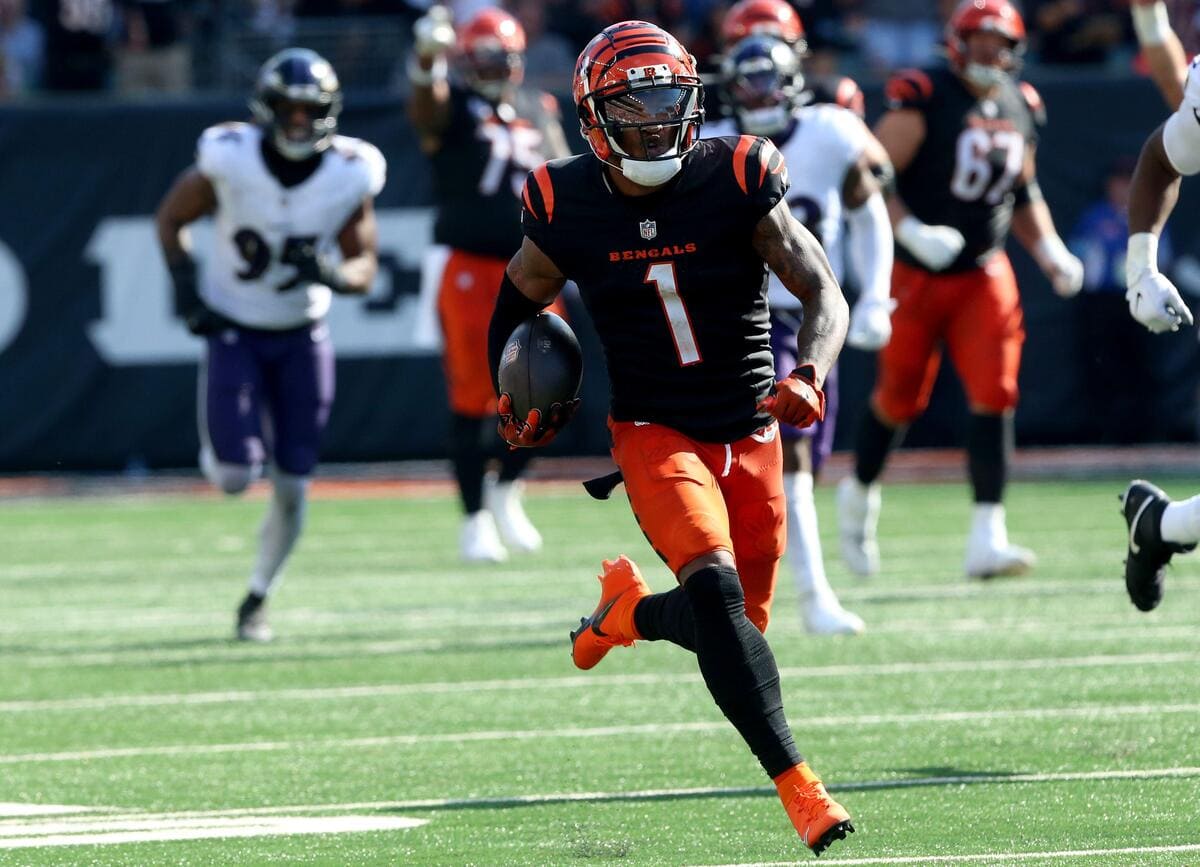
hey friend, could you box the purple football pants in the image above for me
[769,308,838,475]
[200,322,335,477]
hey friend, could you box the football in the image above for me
[497,311,583,420]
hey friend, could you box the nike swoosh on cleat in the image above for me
[1129,495,1155,556]
[586,597,619,637]
[1193,107,1200,128]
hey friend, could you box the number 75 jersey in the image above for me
[886,66,1044,274]
[195,122,386,329]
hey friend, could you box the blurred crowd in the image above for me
[3,0,1197,98]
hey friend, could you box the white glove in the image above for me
[1034,236,1084,298]
[1126,231,1194,333]
[413,4,455,60]
[895,216,965,271]
[1127,271,1194,333]
[846,295,896,351]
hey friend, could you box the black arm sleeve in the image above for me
[488,271,550,395]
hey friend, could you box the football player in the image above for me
[837,0,1085,580]
[408,5,570,563]
[1118,56,1200,610]
[704,32,895,635]
[155,49,386,641]
[718,0,867,120]
[487,22,854,857]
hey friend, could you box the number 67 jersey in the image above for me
[520,136,787,444]
[887,66,1044,273]
[196,122,386,329]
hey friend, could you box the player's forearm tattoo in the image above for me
[753,207,849,382]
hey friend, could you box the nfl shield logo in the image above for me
[639,219,657,240]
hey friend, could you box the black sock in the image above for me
[684,566,803,778]
[450,413,487,514]
[633,586,696,652]
[855,407,901,486]
[967,412,1010,503]
[497,443,534,483]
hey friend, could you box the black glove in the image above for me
[281,238,350,294]
[169,256,231,336]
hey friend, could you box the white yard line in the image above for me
[697,843,1200,866]
[2,766,1196,826]
[0,815,427,849]
[3,650,1197,713]
[3,703,1200,765]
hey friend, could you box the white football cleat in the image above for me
[460,511,508,563]
[964,503,1035,578]
[802,594,865,636]
[487,479,543,553]
[837,476,881,577]
[964,541,1036,579]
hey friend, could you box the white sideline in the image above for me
[3,703,1200,765]
[697,843,1200,866]
[2,650,1197,713]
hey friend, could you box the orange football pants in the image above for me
[609,419,786,633]
[437,248,565,417]
[875,253,1025,422]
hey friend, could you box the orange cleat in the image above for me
[569,555,651,670]
[774,764,855,857]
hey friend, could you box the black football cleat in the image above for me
[235,592,273,642]
[1121,480,1195,612]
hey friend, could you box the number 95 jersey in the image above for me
[521,136,787,444]
[887,66,1044,274]
[196,122,387,329]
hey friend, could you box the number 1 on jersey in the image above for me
[645,262,701,366]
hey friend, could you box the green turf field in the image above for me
[2,478,1198,865]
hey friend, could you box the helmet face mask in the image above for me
[458,10,526,101]
[250,48,341,161]
[946,0,1026,91]
[722,36,802,137]
[574,22,705,186]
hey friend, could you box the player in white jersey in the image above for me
[1118,55,1200,611]
[704,34,895,635]
[155,48,386,641]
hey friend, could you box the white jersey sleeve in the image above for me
[1163,56,1200,175]
[196,122,255,182]
[333,135,388,200]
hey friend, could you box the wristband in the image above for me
[1132,1,1171,46]
[1127,232,1160,284]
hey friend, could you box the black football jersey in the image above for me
[521,137,788,443]
[884,66,1045,273]
[430,86,561,259]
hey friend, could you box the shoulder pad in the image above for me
[731,135,787,197]
[333,136,387,198]
[885,68,935,110]
[1018,81,1047,126]
[829,76,866,119]
[195,122,252,180]
[522,162,555,224]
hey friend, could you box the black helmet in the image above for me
[250,48,342,160]
[721,35,803,137]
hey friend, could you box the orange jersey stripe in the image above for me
[532,163,555,224]
[732,135,755,195]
